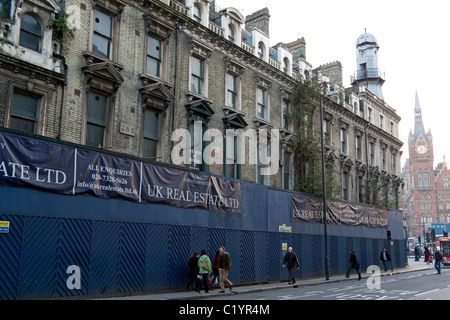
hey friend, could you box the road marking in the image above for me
[414,289,440,297]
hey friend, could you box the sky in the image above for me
[216,0,450,168]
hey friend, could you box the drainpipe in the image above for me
[169,21,181,164]
[54,52,68,140]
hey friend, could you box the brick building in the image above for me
[0,0,403,206]
[403,92,450,238]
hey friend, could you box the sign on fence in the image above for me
[0,132,241,214]
[290,194,388,228]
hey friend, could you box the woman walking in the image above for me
[196,249,212,293]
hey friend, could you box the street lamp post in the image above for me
[319,96,330,281]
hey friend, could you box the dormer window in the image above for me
[283,57,290,74]
[19,14,42,52]
[257,42,265,60]
[228,25,234,43]
[193,4,201,23]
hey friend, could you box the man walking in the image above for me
[434,247,442,274]
[379,248,391,272]
[414,245,420,261]
[218,246,232,293]
[345,250,361,280]
[282,247,300,285]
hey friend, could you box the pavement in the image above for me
[97,257,435,300]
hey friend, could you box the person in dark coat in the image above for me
[186,252,199,291]
[209,251,220,290]
[424,247,430,264]
[414,245,420,261]
[282,247,300,285]
[379,248,391,272]
[434,247,442,274]
[345,250,361,280]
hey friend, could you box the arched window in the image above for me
[439,202,444,211]
[423,170,430,187]
[283,57,290,74]
[193,4,201,23]
[20,14,42,52]
[444,175,449,188]
[228,25,235,43]
[257,42,265,60]
[446,202,450,211]
[418,170,423,188]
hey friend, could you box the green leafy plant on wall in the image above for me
[48,12,76,51]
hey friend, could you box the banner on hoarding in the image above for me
[0,132,240,214]
[290,194,388,228]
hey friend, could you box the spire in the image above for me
[414,91,428,145]
[415,91,421,115]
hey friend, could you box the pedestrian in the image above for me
[345,250,361,280]
[282,247,300,285]
[424,246,430,264]
[209,251,220,291]
[186,252,200,291]
[414,245,420,261]
[218,246,233,293]
[434,247,442,274]
[196,249,212,293]
[379,248,391,272]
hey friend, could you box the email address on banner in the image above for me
[77,181,138,194]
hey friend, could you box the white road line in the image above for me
[414,289,441,297]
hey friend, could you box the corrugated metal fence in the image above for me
[0,212,405,300]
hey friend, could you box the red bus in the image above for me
[439,237,450,266]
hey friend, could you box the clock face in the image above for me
[416,145,427,154]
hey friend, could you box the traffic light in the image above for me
[418,236,421,243]
[387,230,391,240]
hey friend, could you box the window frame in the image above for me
[342,170,349,200]
[92,8,113,59]
[283,152,292,190]
[340,127,348,154]
[19,13,43,52]
[226,73,237,109]
[5,83,48,135]
[192,3,202,23]
[190,55,204,95]
[145,34,163,78]
[85,90,112,148]
[225,133,240,179]
[89,3,122,62]
[256,87,268,120]
[8,88,45,135]
[142,108,161,159]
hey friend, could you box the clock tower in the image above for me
[405,91,437,237]
[409,91,433,161]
